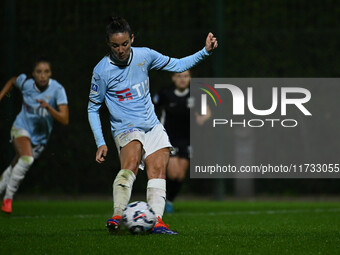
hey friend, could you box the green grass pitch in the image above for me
[1,200,340,254]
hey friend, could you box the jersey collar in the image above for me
[34,79,51,92]
[109,48,133,66]
[174,88,189,97]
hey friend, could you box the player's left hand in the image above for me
[36,99,49,108]
[96,145,108,164]
[205,32,218,53]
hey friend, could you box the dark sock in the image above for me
[166,178,183,202]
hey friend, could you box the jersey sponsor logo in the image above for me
[91,84,98,94]
[24,102,49,117]
[132,79,149,97]
[116,88,133,101]
[115,79,149,102]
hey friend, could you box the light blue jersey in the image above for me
[13,74,68,145]
[88,47,210,148]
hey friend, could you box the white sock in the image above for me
[4,156,34,200]
[0,165,12,195]
[113,169,136,216]
[147,178,166,219]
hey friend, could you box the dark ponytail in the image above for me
[106,16,132,41]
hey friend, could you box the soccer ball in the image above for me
[122,201,157,234]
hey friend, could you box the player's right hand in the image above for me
[96,145,108,163]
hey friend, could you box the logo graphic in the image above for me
[91,84,98,94]
[133,212,146,221]
[116,88,133,101]
[199,84,311,116]
[198,82,222,115]
[132,211,154,224]
[195,80,312,128]
[137,60,146,71]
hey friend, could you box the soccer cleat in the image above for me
[151,216,178,235]
[106,215,122,233]
[1,198,12,214]
[164,200,174,213]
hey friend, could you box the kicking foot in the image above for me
[1,199,12,214]
[106,215,122,233]
[151,216,178,235]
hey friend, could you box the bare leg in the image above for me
[145,148,169,180]
[119,140,142,176]
[167,156,189,181]
[13,136,33,157]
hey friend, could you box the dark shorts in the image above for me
[170,138,191,159]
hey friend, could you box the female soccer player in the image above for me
[153,70,192,213]
[0,58,69,214]
[88,16,217,234]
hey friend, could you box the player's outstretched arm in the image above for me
[152,32,218,73]
[36,100,69,125]
[0,77,17,101]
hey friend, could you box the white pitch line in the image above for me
[11,214,108,219]
[9,208,340,219]
[178,208,340,216]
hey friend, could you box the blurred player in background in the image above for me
[88,16,217,234]
[153,71,192,213]
[0,58,69,214]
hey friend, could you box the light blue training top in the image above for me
[13,74,68,145]
[88,46,210,148]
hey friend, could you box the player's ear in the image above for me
[130,34,134,44]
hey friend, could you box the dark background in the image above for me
[0,0,339,197]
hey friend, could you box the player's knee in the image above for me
[167,169,178,180]
[149,165,166,179]
[19,156,34,167]
[154,156,169,172]
[122,160,139,172]
[13,156,34,177]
